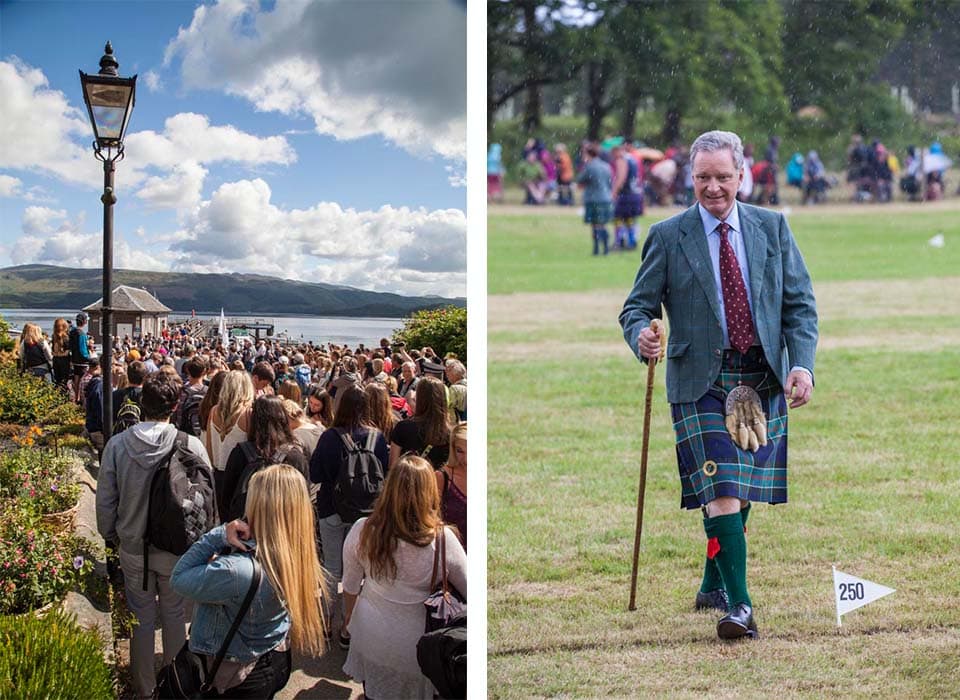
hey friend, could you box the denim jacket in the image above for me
[171,526,289,663]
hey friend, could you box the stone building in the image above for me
[83,285,172,343]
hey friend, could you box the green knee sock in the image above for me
[701,504,751,594]
[704,512,752,607]
[700,515,725,594]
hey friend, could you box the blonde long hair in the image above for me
[358,455,441,581]
[245,464,327,656]
[21,322,42,345]
[216,370,254,434]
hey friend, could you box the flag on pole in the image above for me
[833,566,895,626]
[218,308,228,349]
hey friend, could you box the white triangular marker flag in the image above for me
[833,566,895,626]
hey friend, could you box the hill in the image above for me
[0,265,464,317]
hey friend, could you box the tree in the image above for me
[877,0,960,113]
[488,0,583,134]
[393,306,467,364]
[781,0,912,127]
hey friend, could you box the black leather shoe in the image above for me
[717,603,758,640]
[695,588,729,612]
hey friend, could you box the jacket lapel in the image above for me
[738,203,768,309]
[678,205,722,323]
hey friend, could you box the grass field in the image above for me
[487,200,960,698]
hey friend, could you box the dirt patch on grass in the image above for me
[490,277,960,362]
[499,581,582,600]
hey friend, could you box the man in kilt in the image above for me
[620,130,818,640]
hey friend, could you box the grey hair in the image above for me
[690,130,744,171]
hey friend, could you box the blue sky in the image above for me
[0,0,466,297]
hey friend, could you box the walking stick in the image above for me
[628,319,666,611]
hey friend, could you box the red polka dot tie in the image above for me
[718,221,754,354]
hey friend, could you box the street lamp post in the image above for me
[80,42,136,440]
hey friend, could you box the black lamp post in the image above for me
[80,42,136,440]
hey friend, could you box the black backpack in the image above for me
[113,392,142,436]
[68,327,84,364]
[143,431,218,590]
[177,387,206,437]
[224,442,302,523]
[333,429,384,523]
[417,612,466,699]
[225,442,266,523]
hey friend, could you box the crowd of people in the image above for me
[16,311,468,699]
[488,132,955,216]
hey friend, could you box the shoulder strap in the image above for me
[204,557,262,690]
[363,429,377,451]
[429,528,442,591]
[239,440,259,464]
[336,428,358,451]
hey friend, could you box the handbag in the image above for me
[155,557,262,699]
[423,528,465,633]
[419,529,466,698]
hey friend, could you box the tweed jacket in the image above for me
[620,202,818,404]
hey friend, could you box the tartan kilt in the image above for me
[614,191,643,219]
[671,346,788,509]
[583,201,613,225]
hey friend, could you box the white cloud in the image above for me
[22,206,68,235]
[0,59,100,186]
[0,59,296,217]
[8,178,465,297]
[0,175,22,197]
[163,0,466,161]
[143,70,163,92]
[125,112,295,171]
[136,160,207,213]
[445,165,466,188]
[11,225,170,271]
[171,178,465,297]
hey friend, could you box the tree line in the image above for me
[489,0,960,147]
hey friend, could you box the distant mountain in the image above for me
[0,265,464,317]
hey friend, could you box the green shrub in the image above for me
[393,306,467,363]
[0,314,13,353]
[0,609,113,699]
[0,364,73,425]
[0,446,81,517]
[0,510,94,615]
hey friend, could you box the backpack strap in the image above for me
[202,557,262,692]
[336,428,358,452]
[142,432,187,591]
[363,429,377,451]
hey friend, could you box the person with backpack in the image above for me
[173,355,208,437]
[292,352,313,395]
[309,385,388,650]
[220,395,309,522]
[170,464,328,698]
[82,355,105,458]
[96,371,218,699]
[112,360,147,436]
[69,312,92,402]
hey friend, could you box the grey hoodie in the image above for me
[96,421,211,556]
